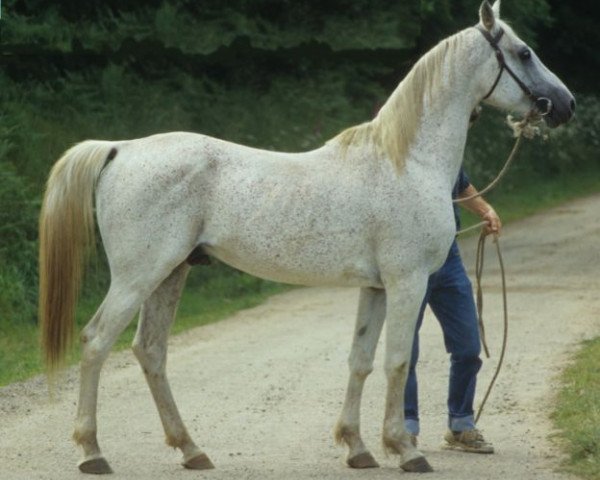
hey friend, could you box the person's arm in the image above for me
[456,184,502,235]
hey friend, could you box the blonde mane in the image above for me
[329,31,466,171]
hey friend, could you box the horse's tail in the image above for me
[39,140,117,370]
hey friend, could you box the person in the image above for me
[404,167,501,454]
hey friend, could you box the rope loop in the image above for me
[473,231,509,424]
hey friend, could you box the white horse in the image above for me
[39,1,574,474]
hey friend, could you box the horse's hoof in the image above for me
[347,451,380,469]
[78,457,113,474]
[183,453,215,470]
[401,456,433,473]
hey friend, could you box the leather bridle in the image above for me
[476,25,552,115]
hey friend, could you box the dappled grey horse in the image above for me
[39,1,574,474]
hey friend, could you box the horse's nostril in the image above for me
[570,98,576,113]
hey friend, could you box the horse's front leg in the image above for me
[335,287,385,468]
[382,275,433,473]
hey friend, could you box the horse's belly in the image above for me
[203,235,382,288]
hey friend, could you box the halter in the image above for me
[476,25,552,115]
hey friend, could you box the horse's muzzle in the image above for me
[543,89,576,128]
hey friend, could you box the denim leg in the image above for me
[403,283,431,436]
[428,243,482,432]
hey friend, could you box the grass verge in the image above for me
[551,338,600,479]
[0,276,287,386]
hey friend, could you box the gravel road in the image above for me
[1,194,599,480]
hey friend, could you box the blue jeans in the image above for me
[404,241,482,435]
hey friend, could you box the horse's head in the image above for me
[476,1,575,128]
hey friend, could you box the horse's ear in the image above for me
[479,1,495,31]
[492,1,501,18]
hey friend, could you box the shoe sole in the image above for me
[441,442,494,454]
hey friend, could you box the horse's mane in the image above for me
[329,31,465,172]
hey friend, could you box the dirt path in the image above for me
[1,194,599,480]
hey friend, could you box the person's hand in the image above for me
[482,207,502,236]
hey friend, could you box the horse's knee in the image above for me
[384,356,409,377]
[348,350,375,378]
[348,362,373,380]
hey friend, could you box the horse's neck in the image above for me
[413,94,473,186]
[408,38,481,189]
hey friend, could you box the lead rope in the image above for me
[453,109,544,424]
[453,227,507,424]
[474,231,508,424]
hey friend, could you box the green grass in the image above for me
[551,338,600,479]
[0,322,42,385]
[0,271,287,386]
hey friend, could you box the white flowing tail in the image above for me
[39,141,116,369]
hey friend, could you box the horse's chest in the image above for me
[375,188,456,276]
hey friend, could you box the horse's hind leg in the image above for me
[132,263,214,470]
[74,284,147,474]
[335,287,385,468]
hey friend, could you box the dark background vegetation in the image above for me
[0,0,598,335]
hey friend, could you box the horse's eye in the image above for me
[519,48,531,61]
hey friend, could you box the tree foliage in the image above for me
[6,1,420,54]
[4,1,557,55]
